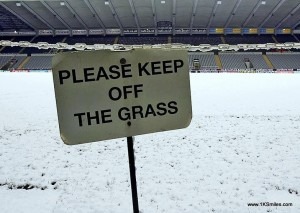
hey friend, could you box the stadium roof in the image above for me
[0,0,300,34]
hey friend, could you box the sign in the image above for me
[140,29,155,34]
[123,29,138,34]
[209,28,224,34]
[260,28,275,34]
[55,30,70,35]
[175,29,190,34]
[106,29,121,35]
[52,49,192,145]
[276,28,291,34]
[294,30,300,34]
[72,30,87,35]
[243,28,258,34]
[89,29,105,35]
[18,31,36,36]
[225,28,241,34]
[191,28,207,34]
[38,30,53,35]
[157,29,172,34]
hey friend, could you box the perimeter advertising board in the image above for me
[52,49,192,145]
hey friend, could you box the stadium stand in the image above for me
[223,35,274,44]
[1,35,300,71]
[267,52,300,69]
[32,36,66,43]
[22,47,50,54]
[0,0,300,73]
[65,35,115,45]
[275,35,297,43]
[188,52,217,68]
[1,46,23,54]
[23,54,53,70]
[172,35,222,45]
[15,36,66,54]
[1,36,34,53]
[0,5,32,31]
[118,35,168,45]
[0,36,14,42]
[219,52,269,69]
[0,54,26,69]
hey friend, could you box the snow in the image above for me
[0,72,300,213]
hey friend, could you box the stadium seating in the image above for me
[1,36,35,54]
[0,54,26,69]
[172,35,222,45]
[65,35,115,45]
[1,34,300,71]
[188,52,217,68]
[0,5,32,30]
[13,36,35,42]
[219,52,269,69]
[224,35,274,44]
[32,36,65,44]
[22,48,50,54]
[267,52,300,69]
[275,35,297,43]
[1,46,23,54]
[22,36,67,54]
[118,36,168,45]
[23,54,53,70]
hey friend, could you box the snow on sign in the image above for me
[52,49,192,145]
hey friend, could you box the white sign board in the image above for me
[52,49,192,145]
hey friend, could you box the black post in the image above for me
[127,136,139,213]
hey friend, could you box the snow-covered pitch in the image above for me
[0,72,299,213]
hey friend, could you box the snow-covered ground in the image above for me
[0,72,299,213]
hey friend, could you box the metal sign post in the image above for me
[51,49,192,213]
[127,136,139,213]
